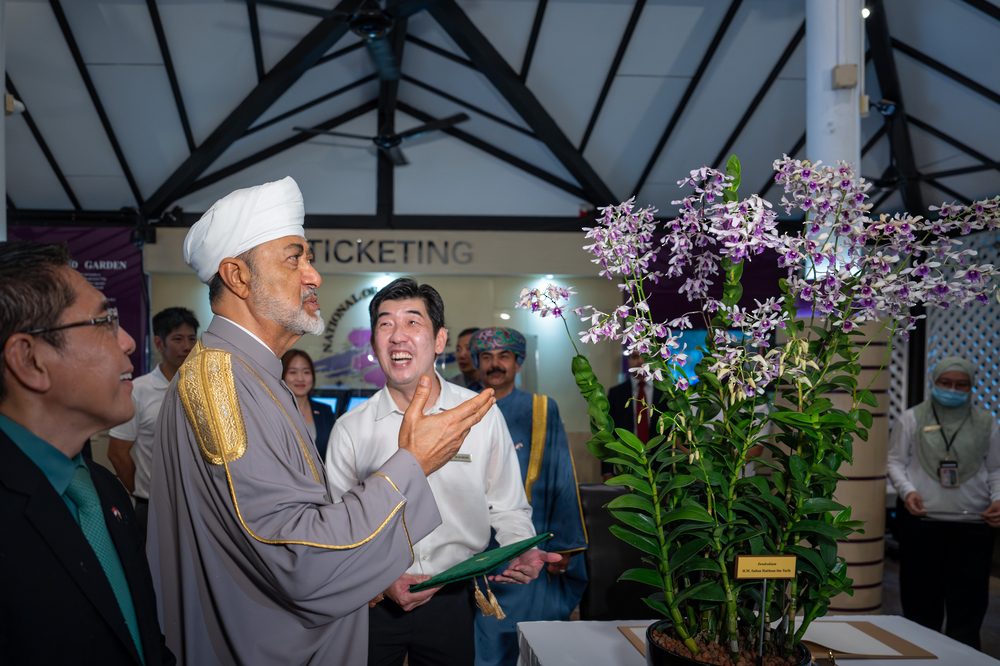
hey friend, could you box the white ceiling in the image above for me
[5,0,999,227]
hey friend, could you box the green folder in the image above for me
[409,533,554,592]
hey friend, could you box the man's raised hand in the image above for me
[398,375,495,475]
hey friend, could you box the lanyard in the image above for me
[930,403,971,455]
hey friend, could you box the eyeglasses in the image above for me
[20,307,120,337]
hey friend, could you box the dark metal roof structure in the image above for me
[5,0,999,231]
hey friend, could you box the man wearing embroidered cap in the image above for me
[147,178,495,665]
[888,355,1000,648]
[470,327,588,666]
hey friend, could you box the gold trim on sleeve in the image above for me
[178,344,247,465]
[180,342,408,551]
[524,394,548,499]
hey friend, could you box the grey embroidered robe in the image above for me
[147,317,441,665]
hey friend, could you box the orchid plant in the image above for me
[517,156,1000,663]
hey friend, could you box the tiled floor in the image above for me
[881,556,1000,659]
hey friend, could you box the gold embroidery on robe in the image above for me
[178,343,247,465]
[179,342,410,550]
[524,394,548,499]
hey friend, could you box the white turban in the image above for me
[183,176,305,283]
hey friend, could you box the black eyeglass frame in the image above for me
[19,307,120,337]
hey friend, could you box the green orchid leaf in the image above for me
[675,579,727,604]
[857,389,879,408]
[614,427,646,453]
[790,519,849,542]
[642,597,671,619]
[607,493,655,514]
[610,525,661,557]
[606,474,653,495]
[606,440,643,462]
[610,509,659,536]
[619,567,665,589]
[800,498,846,514]
[677,557,723,576]
[663,504,715,524]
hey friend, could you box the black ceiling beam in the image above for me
[141,0,364,218]
[406,35,475,69]
[866,0,924,214]
[51,0,144,207]
[401,75,534,138]
[245,74,377,136]
[960,0,1000,22]
[907,114,998,169]
[148,0,196,152]
[254,0,331,17]
[376,5,408,227]
[7,208,143,226]
[6,75,81,210]
[313,41,365,68]
[579,0,645,153]
[713,19,803,169]
[398,101,589,202]
[757,131,805,198]
[921,163,999,180]
[632,0,743,198]
[248,1,266,82]
[180,99,377,199]
[9,209,589,232]
[519,0,548,83]
[428,0,615,206]
[924,178,972,206]
[862,124,887,157]
[892,38,1000,106]
[870,186,897,211]
[868,0,927,410]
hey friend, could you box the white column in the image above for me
[806,0,863,169]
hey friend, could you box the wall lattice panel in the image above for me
[888,229,1000,428]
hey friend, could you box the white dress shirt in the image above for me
[325,374,535,575]
[887,409,1000,520]
[108,364,169,499]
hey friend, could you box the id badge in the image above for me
[938,460,959,488]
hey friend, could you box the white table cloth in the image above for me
[516,615,1000,666]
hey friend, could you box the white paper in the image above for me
[803,621,902,657]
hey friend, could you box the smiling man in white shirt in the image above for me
[325,277,559,666]
[108,307,198,533]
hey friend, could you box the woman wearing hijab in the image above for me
[888,355,1000,648]
[281,349,336,460]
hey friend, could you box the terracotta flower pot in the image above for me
[645,620,813,666]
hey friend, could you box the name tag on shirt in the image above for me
[923,424,942,432]
[451,453,472,463]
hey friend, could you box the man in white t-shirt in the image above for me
[325,278,560,666]
[108,307,198,532]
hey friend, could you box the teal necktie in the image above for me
[65,465,145,664]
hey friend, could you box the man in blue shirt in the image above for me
[470,326,588,666]
[0,240,173,665]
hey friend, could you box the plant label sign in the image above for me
[735,555,796,580]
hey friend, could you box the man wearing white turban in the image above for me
[147,177,495,664]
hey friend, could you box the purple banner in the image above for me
[9,226,148,374]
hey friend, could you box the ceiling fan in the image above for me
[294,113,470,166]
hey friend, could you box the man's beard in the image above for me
[251,283,325,336]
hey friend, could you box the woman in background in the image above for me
[281,349,336,460]
[888,355,1000,649]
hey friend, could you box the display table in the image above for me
[516,615,1000,666]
